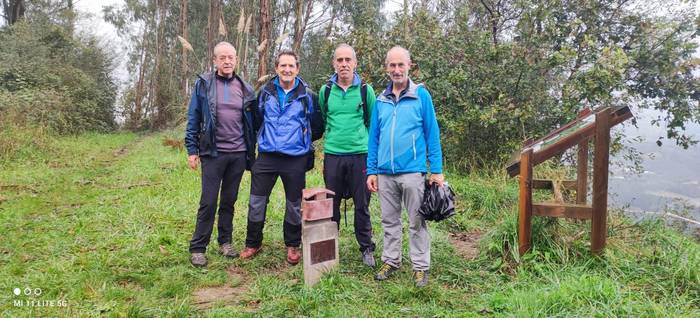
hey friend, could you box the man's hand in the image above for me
[366,175,378,192]
[188,155,200,170]
[429,173,444,187]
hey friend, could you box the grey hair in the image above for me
[385,46,411,64]
[333,43,357,60]
[213,42,237,57]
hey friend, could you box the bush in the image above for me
[0,20,117,135]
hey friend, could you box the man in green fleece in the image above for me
[319,44,377,267]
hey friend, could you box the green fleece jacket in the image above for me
[318,74,376,155]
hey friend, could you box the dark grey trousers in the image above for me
[189,152,246,253]
[245,152,306,248]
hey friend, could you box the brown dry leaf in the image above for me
[236,9,245,33]
[256,39,268,53]
[244,14,252,33]
[257,74,273,83]
[218,16,227,36]
[177,36,194,52]
[159,245,168,255]
[275,32,289,45]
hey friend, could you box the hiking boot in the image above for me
[413,270,429,287]
[240,246,262,260]
[361,249,376,267]
[218,243,239,258]
[190,252,207,268]
[287,247,301,265]
[374,263,399,281]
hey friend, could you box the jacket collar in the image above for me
[198,71,256,103]
[379,78,419,102]
[330,72,361,88]
[263,75,309,101]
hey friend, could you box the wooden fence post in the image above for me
[591,108,611,254]
[518,148,533,255]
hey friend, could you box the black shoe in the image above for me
[190,252,208,268]
[413,270,429,287]
[374,263,399,281]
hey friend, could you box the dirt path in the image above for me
[192,266,260,312]
[448,231,482,260]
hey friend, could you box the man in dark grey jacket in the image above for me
[184,42,257,268]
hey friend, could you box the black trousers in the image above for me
[189,152,246,253]
[245,152,306,248]
[323,153,375,252]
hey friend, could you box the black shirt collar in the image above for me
[215,72,236,82]
[385,80,411,102]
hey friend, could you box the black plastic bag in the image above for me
[418,181,456,221]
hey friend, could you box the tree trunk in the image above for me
[207,0,222,68]
[257,0,271,82]
[292,0,303,53]
[179,0,189,99]
[153,0,168,129]
[478,0,499,46]
[325,0,336,37]
[6,0,25,25]
[292,0,313,53]
[132,26,149,130]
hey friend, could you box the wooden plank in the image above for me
[577,140,588,204]
[532,108,631,170]
[591,108,611,254]
[531,179,577,190]
[506,106,632,177]
[518,149,533,256]
[532,202,592,219]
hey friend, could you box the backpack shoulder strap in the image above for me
[360,81,369,127]
[302,88,311,120]
[322,81,332,118]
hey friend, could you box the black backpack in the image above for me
[321,80,370,127]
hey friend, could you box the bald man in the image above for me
[367,46,444,287]
[185,42,257,268]
[319,44,377,267]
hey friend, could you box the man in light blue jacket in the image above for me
[366,46,444,287]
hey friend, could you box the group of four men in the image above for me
[184,42,443,287]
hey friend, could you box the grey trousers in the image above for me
[378,173,430,271]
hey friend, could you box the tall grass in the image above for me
[1,128,698,316]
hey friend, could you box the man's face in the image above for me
[276,54,299,85]
[385,50,410,86]
[214,46,236,77]
[333,47,357,82]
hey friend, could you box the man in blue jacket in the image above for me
[366,46,444,287]
[184,42,257,268]
[239,50,323,265]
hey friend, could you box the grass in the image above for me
[0,129,698,317]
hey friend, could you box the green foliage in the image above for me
[0,20,117,138]
[311,1,699,171]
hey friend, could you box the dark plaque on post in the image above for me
[310,239,336,265]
